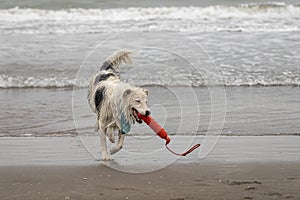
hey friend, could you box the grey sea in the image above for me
[0,0,300,139]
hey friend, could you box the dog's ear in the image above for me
[123,89,132,98]
[143,89,148,96]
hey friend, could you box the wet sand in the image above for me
[1,136,300,168]
[1,136,300,199]
[1,163,300,200]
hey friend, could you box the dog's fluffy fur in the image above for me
[88,49,150,160]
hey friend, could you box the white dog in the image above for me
[88,49,151,160]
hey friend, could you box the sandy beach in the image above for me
[1,163,300,200]
[1,136,300,199]
[1,0,300,199]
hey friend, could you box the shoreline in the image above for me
[2,133,300,137]
[1,135,299,168]
[2,86,300,137]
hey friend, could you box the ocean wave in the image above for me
[2,3,299,21]
[1,74,299,88]
[0,3,299,33]
[1,3,299,21]
[0,75,87,88]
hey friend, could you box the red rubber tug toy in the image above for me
[137,113,200,156]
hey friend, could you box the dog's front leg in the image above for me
[99,127,111,160]
[107,127,115,143]
[110,130,125,155]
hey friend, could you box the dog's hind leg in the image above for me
[110,130,125,155]
[95,121,99,132]
[99,125,111,160]
[95,114,99,132]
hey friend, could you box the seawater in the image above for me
[1,87,299,136]
[0,1,299,136]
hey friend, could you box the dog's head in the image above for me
[123,87,150,123]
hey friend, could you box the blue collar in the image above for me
[120,112,131,134]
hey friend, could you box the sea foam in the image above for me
[0,3,299,34]
[1,73,299,88]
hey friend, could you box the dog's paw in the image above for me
[101,154,111,161]
[110,145,123,155]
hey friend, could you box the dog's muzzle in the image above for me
[132,108,143,123]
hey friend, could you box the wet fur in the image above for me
[88,49,150,160]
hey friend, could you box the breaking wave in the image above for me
[1,74,299,88]
[0,75,86,88]
[0,2,299,34]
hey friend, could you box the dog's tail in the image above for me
[101,49,133,71]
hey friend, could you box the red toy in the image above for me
[137,113,200,156]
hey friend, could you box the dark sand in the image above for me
[1,136,300,199]
[1,163,300,200]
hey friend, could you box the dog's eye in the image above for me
[135,99,140,103]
